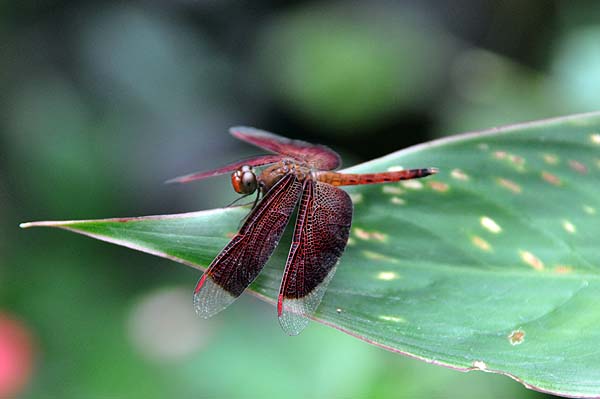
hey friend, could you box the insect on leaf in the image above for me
[21,111,600,398]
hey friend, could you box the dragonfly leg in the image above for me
[251,190,261,210]
[235,191,262,229]
[226,193,253,208]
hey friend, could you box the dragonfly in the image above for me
[169,127,438,335]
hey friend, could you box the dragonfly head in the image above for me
[231,165,258,194]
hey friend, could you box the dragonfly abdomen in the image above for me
[315,168,438,187]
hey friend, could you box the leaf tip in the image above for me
[19,220,68,229]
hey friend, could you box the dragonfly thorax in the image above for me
[258,160,312,194]
[231,165,258,194]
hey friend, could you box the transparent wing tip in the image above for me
[277,266,338,335]
[278,298,310,336]
[229,126,254,134]
[165,171,212,184]
[229,126,271,139]
[165,175,187,184]
[193,275,237,319]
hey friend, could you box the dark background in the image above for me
[2,1,599,397]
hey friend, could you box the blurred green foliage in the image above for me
[256,4,451,132]
[2,1,599,398]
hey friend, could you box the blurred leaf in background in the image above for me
[255,3,452,133]
[552,25,600,111]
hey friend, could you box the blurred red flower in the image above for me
[0,313,35,397]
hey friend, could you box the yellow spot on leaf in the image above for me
[519,250,544,270]
[428,181,449,192]
[472,360,487,370]
[493,151,525,170]
[583,205,596,215]
[494,150,507,160]
[471,236,492,252]
[371,232,387,242]
[362,250,398,263]
[349,193,363,204]
[508,329,525,345]
[496,178,522,194]
[478,143,489,151]
[554,265,573,274]
[569,159,588,174]
[590,133,600,145]
[382,185,404,195]
[480,216,502,234]
[562,219,576,234]
[347,237,356,246]
[354,228,370,240]
[377,271,399,281]
[401,180,423,190]
[390,196,406,205]
[542,171,561,186]
[354,228,388,242]
[387,165,404,172]
[510,154,525,166]
[451,168,469,181]
[226,232,236,238]
[379,315,405,323]
[542,153,559,165]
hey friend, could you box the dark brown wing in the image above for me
[194,173,302,318]
[167,154,283,184]
[230,127,342,170]
[277,180,353,335]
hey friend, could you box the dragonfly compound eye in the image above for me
[231,166,257,194]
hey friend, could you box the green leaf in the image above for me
[22,112,600,397]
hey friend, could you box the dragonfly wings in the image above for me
[167,154,283,184]
[183,127,350,332]
[278,180,353,335]
[230,127,342,170]
[194,173,303,317]
[194,174,353,335]
[169,126,342,184]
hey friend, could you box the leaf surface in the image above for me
[22,112,600,397]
